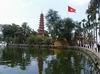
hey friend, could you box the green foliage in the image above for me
[27,35,37,44]
[46,9,61,39]
[27,35,52,44]
[43,36,52,44]
[2,23,36,44]
[61,18,75,42]
[21,22,31,37]
[46,9,76,43]
[2,24,20,43]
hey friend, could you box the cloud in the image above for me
[68,0,90,6]
[75,0,90,5]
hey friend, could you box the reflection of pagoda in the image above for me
[37,53,43,74]
[38,13,45,36]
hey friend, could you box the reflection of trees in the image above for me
[29,48,53,59]
[45,49,97,74]
[0,47,54,72]
[45,59,59,74]
[0,48,3,60]
[1,47,31,70]
[0,47,99,74]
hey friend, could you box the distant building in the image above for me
[37,13,45,36]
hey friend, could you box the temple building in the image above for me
[38,13,45,36]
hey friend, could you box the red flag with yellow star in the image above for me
[68,6,76,12]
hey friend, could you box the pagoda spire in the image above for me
[38,13,45,36]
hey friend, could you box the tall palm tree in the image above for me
[87,0,100,43]
[74,27,83,46]
[81,19,87,44]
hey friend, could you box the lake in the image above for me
[0,47,99,74]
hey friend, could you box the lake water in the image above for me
[0,47,99,74]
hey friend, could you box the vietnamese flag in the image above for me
[68,6,76,12]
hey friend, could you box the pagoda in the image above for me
[38,13,45,36]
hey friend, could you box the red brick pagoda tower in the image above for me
[38,13,45,36]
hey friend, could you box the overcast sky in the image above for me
[0,0,90,31]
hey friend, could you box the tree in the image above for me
[2,24,16,43]
[2,22,33,44]
[87,0,100,43]
[27,35,37,44]
[61,18,75,43]
[73,22,83,45]
[22,22,31,36]
[46,9,61,39]
[46,9,76,44]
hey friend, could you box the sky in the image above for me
[0,0,90,31]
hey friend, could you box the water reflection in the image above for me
[0,47,99,74]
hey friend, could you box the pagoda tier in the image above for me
[38,13,45,35]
